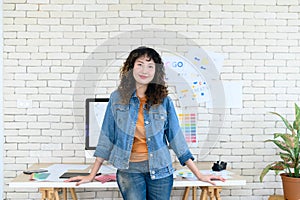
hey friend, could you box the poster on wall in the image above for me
[186,47,224,79]
[162,52,212,146]
[206,81,243,108]
[163,53,211,106]
[162,48,229,146]
[161,48,239,147]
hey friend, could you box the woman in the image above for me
[66,46,225,200]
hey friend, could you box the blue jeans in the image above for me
[116,161,174,200]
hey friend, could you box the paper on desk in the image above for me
[200,170,233,179]
[175,169,233,180]
[175,169,197,180]
[45,164,90,182]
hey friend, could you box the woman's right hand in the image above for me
[66,157,104,186]
[64,175,94,186]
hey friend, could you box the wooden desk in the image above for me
[9,163,246,200]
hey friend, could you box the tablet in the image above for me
[59,172,90,179]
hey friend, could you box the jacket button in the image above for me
[145,121,149,125]
[151,175,155,179]
[150,154,153,157]
[148,138,151,141]
[151,171,155,174]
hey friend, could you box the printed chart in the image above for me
[178,113,197,145]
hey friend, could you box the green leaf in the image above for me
[266,139,289,152]
[260,164,272,182]
[270,162,286,170]
[293,121,299,132]
[294,135,299,146]
[260,162,286,182]
[263,105,300,179]
[274,133,294,149]
[295,104,300,130]
[295,168,299,178]
[279,152,292,162]
[271,112,293,131]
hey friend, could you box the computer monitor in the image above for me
[85,98,109,150]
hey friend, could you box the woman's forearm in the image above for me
[89,157,104,178]
[185,159,204,180]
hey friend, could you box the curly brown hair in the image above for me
[118,46,168,108]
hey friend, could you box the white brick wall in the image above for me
[3,0,300,199]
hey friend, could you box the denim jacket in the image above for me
[94,90,194,180]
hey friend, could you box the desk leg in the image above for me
[40,188,47,200]
[39,188,78,200]
[192,187,197,200]
[70,188,78,200]
[39,188,60,200]
[40,188,48,200]
[62,188,67,200]
[182,187,190,200]
[200,186,222,200]
[54,190,60,200]
[213,187,222,200]
[200,187,208,200]
[207,187,215,199]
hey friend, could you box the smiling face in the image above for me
[133,55,156,89]
[118,47,167,104]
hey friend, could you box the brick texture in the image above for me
[3,0,300,199]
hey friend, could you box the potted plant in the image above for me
[260,103,300,200]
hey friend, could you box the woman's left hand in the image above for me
[184,159,226,185]
[198,174,226,185]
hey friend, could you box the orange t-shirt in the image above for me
[130,96,148,162]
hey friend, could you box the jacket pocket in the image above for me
[113,104,129,133]
[151,111,167,132]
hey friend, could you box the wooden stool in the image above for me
[200,186,222,200]
[268,195,284,200]
[39,188,77,200]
